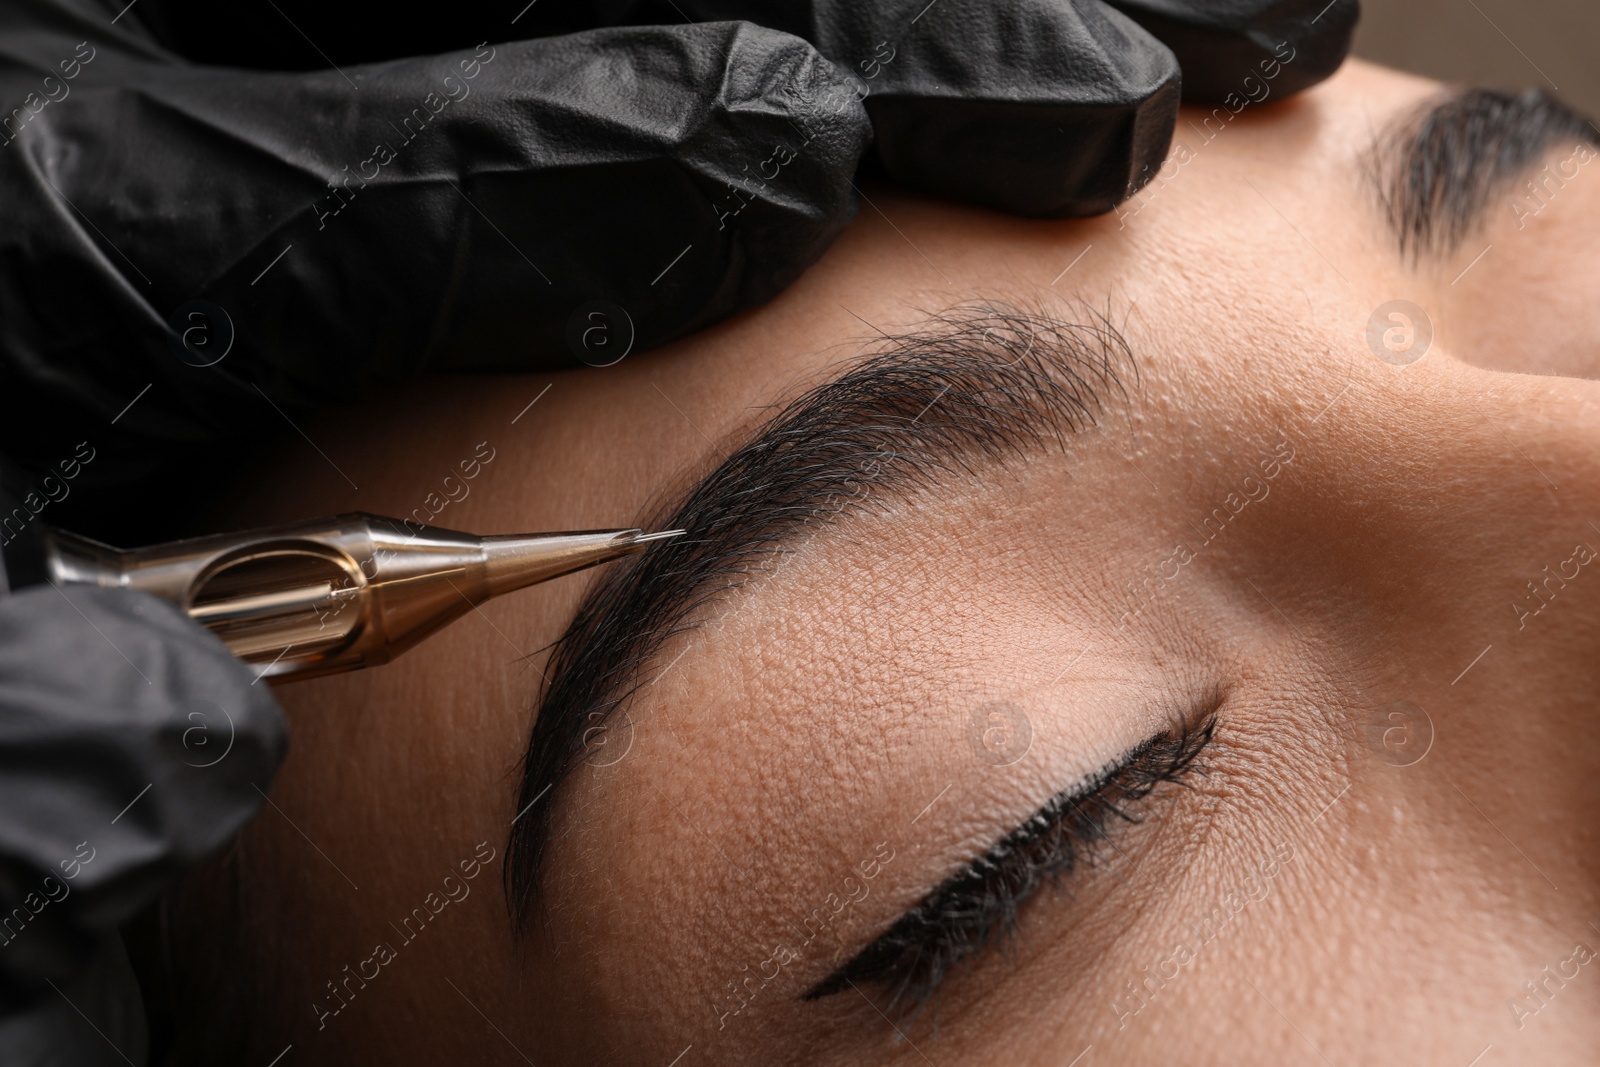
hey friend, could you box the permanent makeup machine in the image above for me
[0,514,681,682]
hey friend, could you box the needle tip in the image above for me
[629,529,686,545]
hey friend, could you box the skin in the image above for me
[171,59,1600,1065]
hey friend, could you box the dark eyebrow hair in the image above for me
[1367,86,1600,259]
[505,301,1136,928]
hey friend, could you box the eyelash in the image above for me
[802,714,1217,1024]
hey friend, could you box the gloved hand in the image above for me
[0,580,287,1065]
[0,0,1358,550]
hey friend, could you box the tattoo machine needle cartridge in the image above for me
[21,514,683,683]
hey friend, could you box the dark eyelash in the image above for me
[802,714,1216,1024]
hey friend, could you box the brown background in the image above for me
[1353,0,1600,116]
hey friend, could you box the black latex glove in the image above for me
[0,582,288,1065]
[0,0,874,547]
[137,1,1360,213]
[0,0,1357,549]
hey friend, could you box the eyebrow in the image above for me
[1368,86,1600,259]
[505,301,1136,926]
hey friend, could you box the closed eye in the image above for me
[802,712,1217,1023]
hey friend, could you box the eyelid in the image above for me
[803,714,1216,1020]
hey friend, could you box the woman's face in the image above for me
[187,58,1600,1065]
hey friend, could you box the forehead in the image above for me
[591,64,1434,414]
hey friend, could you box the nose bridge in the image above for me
[1221,352,1600,680]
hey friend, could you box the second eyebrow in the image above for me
[1369,86,1600,260]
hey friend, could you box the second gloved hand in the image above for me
[0,583,288,1063]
